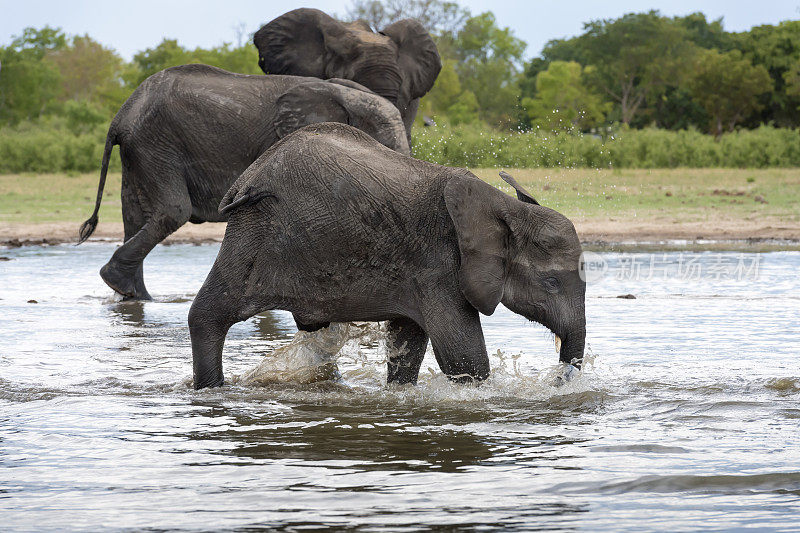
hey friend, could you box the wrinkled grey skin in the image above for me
[189,123,586,390]
[78,64,409,300]
[254,8,441,144]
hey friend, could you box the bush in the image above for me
[0,119,119,173]
[63,100,108,135]
[1,120,799,173]
[413,124,800,168]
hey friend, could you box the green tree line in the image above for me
[3,3,799,134]
[1,1,799,172]
[0,26,262,128]
[397,3,797,137]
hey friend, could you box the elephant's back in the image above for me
[235,122,456,251]
[267,122,442,198]
[140,64,312,94]
[115,65,314,138]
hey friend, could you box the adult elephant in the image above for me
[254,8,441,143]
[189,123,586,389]
[78,64,409,300]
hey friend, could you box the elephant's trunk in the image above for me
[558,321,586,369]
[353,64,402,105]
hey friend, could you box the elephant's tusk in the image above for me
[554,335,562,354]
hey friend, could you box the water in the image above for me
[1,243,799,531]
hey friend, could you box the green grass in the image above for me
[2,168,798,227]
[0,172,123,224]
[472,167,800,224]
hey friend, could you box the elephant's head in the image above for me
[445,172,586,368]
[275,79,410,155]
[254,8,441,134]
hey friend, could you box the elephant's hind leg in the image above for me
[386,317,429,385]
[118,178,150,299]
[101,212,190,299]
[100,174,192,299]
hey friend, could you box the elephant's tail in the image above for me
[78,128,117,244]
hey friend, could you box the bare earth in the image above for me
[3,216,799,247]
[0,222,227,246]
[2,168,799,247]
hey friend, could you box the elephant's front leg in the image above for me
[188,307,231,389]
[386,317,429,385]
[423,300,490,383]
[188,278,241,389]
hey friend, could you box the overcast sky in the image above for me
[2,1,799,60]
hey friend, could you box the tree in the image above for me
[786,60,800,102]
[643,13,729,130]
[522,61,609,131]
[346,3,527,128]
[129,39,192,86]
[519,57,547,101]
[47,35,124,110]
[542,11,695,125]
[733,21,800,127]
[128,39,260,87]
[688,49,772,137]
[188,43,262,77]
[6,26,66,56]
[345,0,468,34]
[448,12,526,126]
[674,12,731,50]
[418,59,479,124]
[0,26,65,123]
[62,99,107,134]
[644,86,708,130]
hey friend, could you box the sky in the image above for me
[2,0,799,60]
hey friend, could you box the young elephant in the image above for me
[189,123,586,389]
[78,64,409,300]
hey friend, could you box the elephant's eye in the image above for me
[542,276,561,293]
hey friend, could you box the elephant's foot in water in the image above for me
[386,317,429,385]
[100,260,151,300]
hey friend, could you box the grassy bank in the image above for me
[474,167,800,225]
[0,171,122,225]
[1,169,798,233]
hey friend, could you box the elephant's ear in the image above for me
[253,8,354,78]
[274,82,349,139]
[381,19,442,100]
[444,175,510,316]
[499,171,539,205]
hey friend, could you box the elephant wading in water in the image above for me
[77,64,409,300]
[189,123,587,389]
[254,8,442,143]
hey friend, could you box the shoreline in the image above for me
[3,221,800,251]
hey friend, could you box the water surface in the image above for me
[1,243,799,530]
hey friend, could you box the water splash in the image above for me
[228,327,604,411]
[236,322,382,385]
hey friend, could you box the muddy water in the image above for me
[1,243,799,530]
